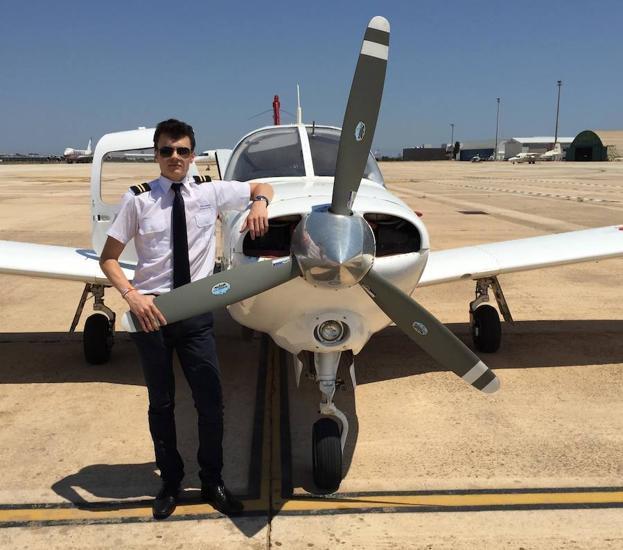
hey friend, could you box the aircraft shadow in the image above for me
[356,319,623,385]
[282,318,623,496]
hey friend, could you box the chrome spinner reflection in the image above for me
[291,210,375,288]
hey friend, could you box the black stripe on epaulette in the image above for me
[193,175,212,184]
[129,182,151,195]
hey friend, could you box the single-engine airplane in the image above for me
[1,16,623,493]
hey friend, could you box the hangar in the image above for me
[566,130,623,161]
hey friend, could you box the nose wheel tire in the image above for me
[470,304,501,353]
[312,417,342,493]
[83,313,114,364]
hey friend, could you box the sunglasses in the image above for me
[158,146,192,158]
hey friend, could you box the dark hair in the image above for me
[153,119,196,151]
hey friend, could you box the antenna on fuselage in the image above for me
[296,84,303,125]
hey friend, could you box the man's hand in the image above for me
[125,292,167,332]
[241,201,269,240]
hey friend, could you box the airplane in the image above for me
[1,16,623,494]
[508,152,540,164]
[540,142,564,161]
[63,138,93,163]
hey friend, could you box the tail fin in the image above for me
[86,138,92,154]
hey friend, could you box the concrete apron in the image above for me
[2,162,623,548]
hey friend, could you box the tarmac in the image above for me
[0,160,622,548]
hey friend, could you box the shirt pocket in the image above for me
[138,218,167,235]
[195,211,215,228]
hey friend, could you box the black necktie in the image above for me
[171,183,191,288]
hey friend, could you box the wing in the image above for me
[0,240,135,283]
[419,225,623,287]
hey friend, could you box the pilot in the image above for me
[99,118,273,520]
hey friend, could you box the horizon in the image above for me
[1,1,621,156]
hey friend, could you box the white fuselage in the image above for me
[221,177,430,355]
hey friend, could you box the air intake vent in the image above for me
[363,213,421,256]
[243,215,301,257]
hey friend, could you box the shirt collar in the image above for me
[158,173,193,193]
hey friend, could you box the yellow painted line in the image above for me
[0,499,268,524]
[270,342,283,504]
[276,491,623,512]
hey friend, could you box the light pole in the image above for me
[494,97,500,160]
[450,123,455,145]
[554,80,562,144]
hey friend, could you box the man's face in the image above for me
[155,134,195,182]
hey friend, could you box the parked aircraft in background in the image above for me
[540,142,563,161]
[508,152,540,164]
[63,139,92,163]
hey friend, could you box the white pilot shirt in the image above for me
[107,173,250,294]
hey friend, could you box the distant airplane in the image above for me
[121,150,154,161]
[508,152,540,164]
[540,142,563,161]
[63,139,93,164]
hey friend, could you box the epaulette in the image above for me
[193,175,212,184]
[129,182,151,195]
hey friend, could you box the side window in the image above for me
[307,127,384,185]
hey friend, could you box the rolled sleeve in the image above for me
[107,191,138,245]
[213,180,251,213]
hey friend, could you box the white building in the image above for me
[503,137,573,159]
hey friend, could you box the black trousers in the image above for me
[130,312,223,485]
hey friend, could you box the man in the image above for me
[100,119,273,519]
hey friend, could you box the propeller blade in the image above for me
[330,16,390,215]
[122,256,300,332]
[360,268,500,393]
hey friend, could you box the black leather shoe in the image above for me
[201,482,244,515]
[153,482,180,520]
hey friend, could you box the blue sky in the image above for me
[1,0,621,155]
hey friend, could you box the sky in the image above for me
[1,0,622,156]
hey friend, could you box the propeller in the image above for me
[330,16,389,216]
[121,256,300,332]
[361,268,499,393]
[121,16,499,394]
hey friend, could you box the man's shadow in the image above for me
[49,311,267,535]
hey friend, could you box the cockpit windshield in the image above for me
[307,127,384,185]
[225,127,305,181]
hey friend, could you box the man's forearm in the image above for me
[100,258,134,295]
[250,182,274,202]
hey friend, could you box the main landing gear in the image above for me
[294,350,355,494]
[469,276,513,353]
[71,283,116,364]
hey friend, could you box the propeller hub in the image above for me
[292,210,375,288]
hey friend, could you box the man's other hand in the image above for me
[125,292,167,332]
[241,201,269,240]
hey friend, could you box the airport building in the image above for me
[402,146,449,161]
[566,130,623,161]
[458,140,497,161]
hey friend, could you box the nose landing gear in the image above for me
[303,351,355,493]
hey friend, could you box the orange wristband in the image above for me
[121,287,136,299]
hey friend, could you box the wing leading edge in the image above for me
[0,240,135,284]
[419,225,623,287]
